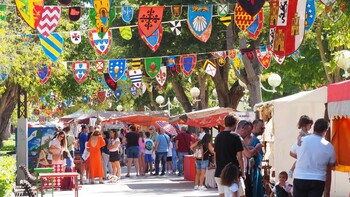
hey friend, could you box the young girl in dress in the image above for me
[60,150,75,190]
[289,115,313,177]
[220,163,240,197]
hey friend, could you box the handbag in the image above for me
[82,147,90,160]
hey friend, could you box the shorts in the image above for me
[195,160,209,170]
[109,151,120,162]
[126,146,139,158]
[145,154,153,162]
[215,176,246,196]
[167,157,172,162]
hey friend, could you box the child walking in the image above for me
[220,163,240,197]
[270,171,293,197]
[60,150,75,190]
[289,115,313,178]
[166,136,174,175]
[144,131,154,175]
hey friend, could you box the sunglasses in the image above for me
[59,135,64,138]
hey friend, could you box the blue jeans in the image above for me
[172,154,177,171]
[177,152,187,174]
[155,152,167,174]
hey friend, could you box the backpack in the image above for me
[193,144,208,160]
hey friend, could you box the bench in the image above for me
[39,172,79,197]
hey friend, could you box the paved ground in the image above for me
[54,166,218,197]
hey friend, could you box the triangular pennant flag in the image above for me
[15,0,44,29]
[70,31,81,44]
[113,89,122,100]
[132,58,142,70]
[39,33,64,62]
[168,56,175,68]
[122,6,133,23]
[68,7,81,22]
[180,54,197,77]
[130,86,139,98]
[103,73,118,91]
[72,61,90,83]
[37,64,51,84]
[228,50,242,70]
[290,49,301,62]
[211,51,227,66]
[256,46,272,69]
[36,6,61,37]
[155,66,167,86]
[108,59,126,82]
[89,3,115,33]
[128,69,142,88]
[21,34,32,45]
[234,3,254,31]
[0,72,7,83]
[219,16,231,26]
[138,26,163,52]
[305,0,316,31]
[169,21,181,36]
[95,60,105,72]
[273,54,285,65]
[119,26,132,40]
[202,59,217,77]
[97,91,106,103]
[217,4,229,17]
[187,4,213,43]
[145,57,162,79]
[325,0,346,22]
[89,29,112,57]
[171,5,182,18]
[138,6,164,37]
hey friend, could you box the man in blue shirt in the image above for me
[153,128,170,176]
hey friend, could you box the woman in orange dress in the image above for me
[87,128,105,184]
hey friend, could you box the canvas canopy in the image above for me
[254,86,350,196]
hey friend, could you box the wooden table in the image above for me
[39,172,79,197]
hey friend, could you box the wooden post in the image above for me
[324,103,331,197]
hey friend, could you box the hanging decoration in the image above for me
[122,6,133,23]
[95,60,105,72]
[169,21,182,36]
[89,2,115,33]
[89,29,112,57]
[155,66,167,86]
[171,5,182,18]
[70,31,81,44]
[82,96,90,104]
[305,0,316,31]
[130,86,138,97]
[58,0,71,6]
[0,72,7,83]
[138,26,163,52]
[138,6,164,37]
[36,6,61,37]
[320,0,335,5]
[237,0,266,16]
[228,49,242,70]
[108,59,126,82]
[170,63,181,75]
[39,33,64,62]
[131,58,142,69]
[145,57,161,78]
[202,59,216,77]
[21,34,32,45]
[113,89,122,100]
[167,56,175,68]
[187,4,213,43]
[217,4,229,17]
[272,0,307,56]
[219,16,231,26]
[273,54,285,65]
[37,64,51,84]
[234,3,255,31]
[119,26,132,40]
[128,69,143,88]
[256,46,272,69]
[68,7,82,22]
[103,73,118,91]
[290,49,300,62]
[211,51,227,66]
[100,75,109,88]
[97,91,106,103]
[180,54,197,76]
[325,0,346,23]
[72,61,90,83]
[246,9,264,40]
[15,0,44,29]
[0,5,6,28]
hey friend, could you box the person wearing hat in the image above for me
[149,126,159,143]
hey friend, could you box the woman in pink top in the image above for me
[138,131,146,176]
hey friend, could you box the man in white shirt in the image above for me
[290,118,336,197]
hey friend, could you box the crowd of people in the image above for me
[44,113,336,197]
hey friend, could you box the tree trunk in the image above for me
[198,74,208,110]
[172,81,192,112]
[0,81,19,148]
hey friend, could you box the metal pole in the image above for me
[168,97,171,116]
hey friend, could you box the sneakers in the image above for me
[288,170,293,179]
[199,186,207,191]
[194,185,199,190]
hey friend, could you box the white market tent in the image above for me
[255,86,349,197]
